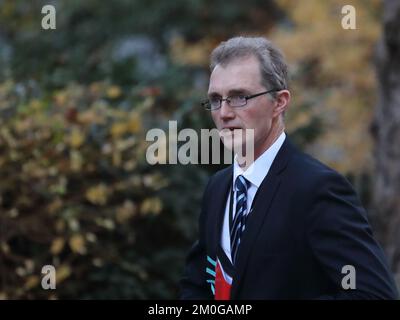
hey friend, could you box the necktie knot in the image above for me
[235,175,249,194]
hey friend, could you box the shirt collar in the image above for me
[233,131,286,190]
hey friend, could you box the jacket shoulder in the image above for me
[286,146,354,192]
[206,165,232,188]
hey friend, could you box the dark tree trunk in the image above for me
[372,0,400,286]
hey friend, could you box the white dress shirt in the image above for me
[219,131,286,284]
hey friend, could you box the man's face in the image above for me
[208,55,277,157]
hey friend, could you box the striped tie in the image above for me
[230,175,250,265]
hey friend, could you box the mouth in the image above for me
[222,127,242,131]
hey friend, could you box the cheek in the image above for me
[211,113,219,125]
[241,109,264,128]
[246,111,271,135]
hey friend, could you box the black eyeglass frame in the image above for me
[201,88,283,111]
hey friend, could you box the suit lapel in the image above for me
[230,138,295,299]
[208,167,232,256]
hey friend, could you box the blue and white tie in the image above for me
[230,175,250,265]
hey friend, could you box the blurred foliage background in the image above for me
[0,0,397,299]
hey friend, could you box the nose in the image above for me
[219,100,235,120]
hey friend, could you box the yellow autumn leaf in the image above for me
[29,99,42,111]
[69,234,87,254]
[287,110,313,132]
[86,233,97,243]
[115,137,136,152]
[1,242,10,254]
[123,159,137,171]
[56,265,71,283]
[140,197,163,215]
[103,219,115,230]
[24,275,40,290]
[128,112,142,133]
[54,91,67,107]
[15,118,33,133]
[111,122,128,138]
[95,218,115,230]
[50,237,65,255]
[85,184,109,205]
[89,82,104,96]
[116,200,137,223]
[142,173,169,190]
[70,150,83,171]
[169,36,212,66]
[78,109,105,125]
[69,128,85,148]
[107,85,122,99]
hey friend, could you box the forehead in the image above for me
[208,55,263,94]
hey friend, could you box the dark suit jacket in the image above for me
[180,138,399,299]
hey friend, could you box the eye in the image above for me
[210,96,221,103]
[230,95,246,102]
[230,93,246,99]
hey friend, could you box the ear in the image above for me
[272,90,291,118]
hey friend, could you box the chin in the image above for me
[219,130,247,153]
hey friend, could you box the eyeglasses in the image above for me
[201,88,282,111]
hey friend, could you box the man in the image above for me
[180,36,398,299]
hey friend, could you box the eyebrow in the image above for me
[207,88,251,97]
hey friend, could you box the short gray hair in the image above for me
[210,36,289,94]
